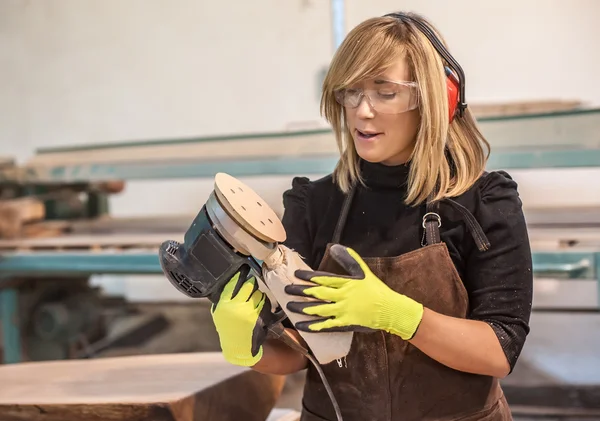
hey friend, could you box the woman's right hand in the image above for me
[210,269,271,367]
[211,267,308,374]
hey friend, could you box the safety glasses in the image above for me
[334,80,419,114]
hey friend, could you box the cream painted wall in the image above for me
[0,0,332,163]
[347,0,600,106]
[2,0,600,163]
[1,0,599,300]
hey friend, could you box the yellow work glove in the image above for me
[284,244,424,340]
[211,266,271,366]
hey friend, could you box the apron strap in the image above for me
[442,198,491,252]
[331,183,356,244]
[423,195,491,252]
[335,184,491,253]
[423,196,442,246]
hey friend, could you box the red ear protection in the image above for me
[384,12,467,122]
[445,66,460,122]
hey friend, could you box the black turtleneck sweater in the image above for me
[280,160,533,371]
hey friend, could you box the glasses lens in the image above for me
[335,89,361,108]
[335,83,419,114]
[368,83,418,114]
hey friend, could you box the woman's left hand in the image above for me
[284,244,424,340]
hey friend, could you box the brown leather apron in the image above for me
[299,187,512,421]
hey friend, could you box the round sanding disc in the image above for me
[213,172,286,244]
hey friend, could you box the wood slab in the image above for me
[68,216,194,235]
[524,206,600,227]
[25,132,337,167]
[0,352,286,421]
[0,197,46,239]
[469,99,583,118]
[0,233,181,251]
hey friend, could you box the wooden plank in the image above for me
[0,157,16,169]
[528,228,600,241]
[0,352,286,421]
[68,216,194,235]
[509,405,600,417]
[0,233,182,251]
[24,132,337,167]
[524,206,600,227]
[3,222,600,252]
[0,197,45,222]
[20,220,72,238]
[8,216,190,242]
[0,197,46,239]
[470,99,583,118]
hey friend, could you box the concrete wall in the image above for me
[1,0,599,300]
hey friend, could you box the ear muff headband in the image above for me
[384,12,467,121]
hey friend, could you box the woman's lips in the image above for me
[355,129,382,142]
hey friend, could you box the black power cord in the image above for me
[248,256,344,420]
[268,322,344,421]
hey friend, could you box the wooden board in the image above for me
[3,206,600,252]
[509,405,600,418]
[0,233,182,251]
[25,132,337,167]
[20,220,73,239]
[528,226,600,249]
[0,156,16,169]
[524,206,600,227]
[69,216,194,235]
[0,198,45,222]
[469,99,582,118]
[0,197,46,239]
[3,226,599,252]
[8,216,192,242]
[0,352,286,421]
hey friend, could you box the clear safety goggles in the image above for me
[334,80,419,114]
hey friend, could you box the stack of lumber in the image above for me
[0,197,46,239]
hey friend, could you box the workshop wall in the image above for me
[1,0,599,301]
[348,0,600,106]
[0,0,332,162]
[2,0,600,162]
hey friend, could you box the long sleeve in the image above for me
[463,171,534,371]
[281,176,316,268]
[279,176,316,330]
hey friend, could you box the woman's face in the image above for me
[343,57,420,166]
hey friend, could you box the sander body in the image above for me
[158,172,353,365]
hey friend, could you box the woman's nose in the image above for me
[355,94,375,119]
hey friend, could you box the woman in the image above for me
[210,11,533,421]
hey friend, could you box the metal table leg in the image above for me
[0,289,21,364]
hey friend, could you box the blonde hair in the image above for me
[320,12,490,206]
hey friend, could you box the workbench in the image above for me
[1,205,599,363]
[0,351,286,421]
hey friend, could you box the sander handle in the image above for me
[246,257,288,327]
